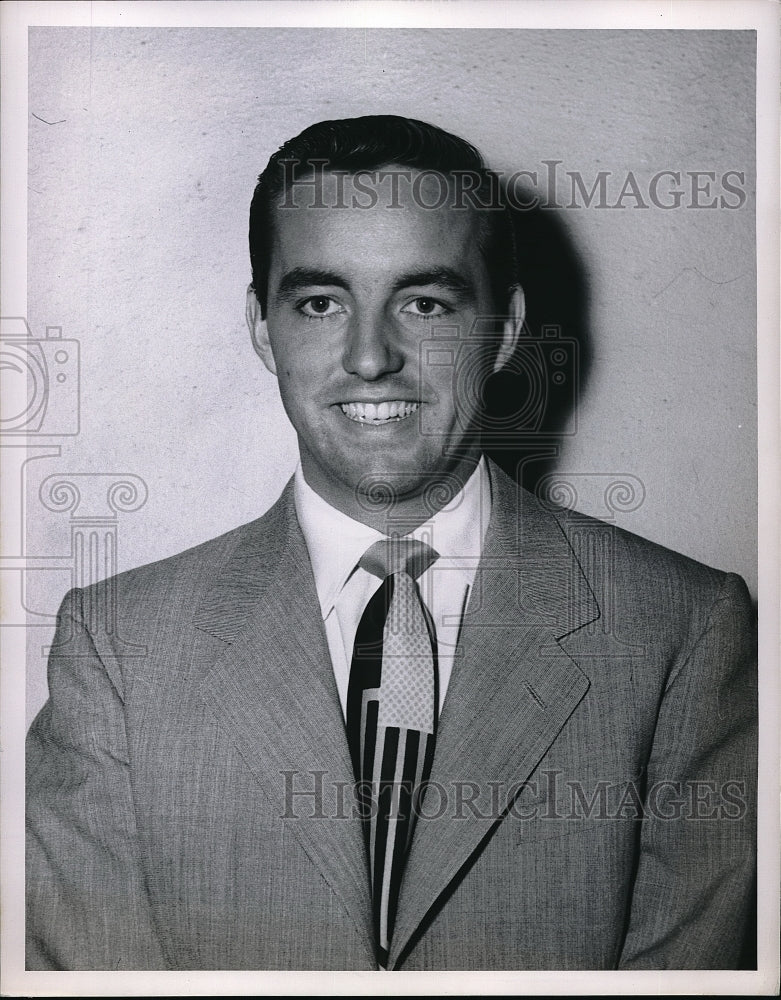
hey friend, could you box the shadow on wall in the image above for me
[482,198,592,499]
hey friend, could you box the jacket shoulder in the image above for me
[492,454,752,626]
[487,457,737,593]
[77,482,293,611]
[551,502,730,584]
[537,494,752,631]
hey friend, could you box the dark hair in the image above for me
[248,115,518,318]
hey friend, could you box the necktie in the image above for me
[346,537,439,969]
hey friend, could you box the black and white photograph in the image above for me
[1,1,778,995]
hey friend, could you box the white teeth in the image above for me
[339,401,420,424]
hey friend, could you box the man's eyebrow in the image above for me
[275,266,476,301]
[276,267,350,299]
[391,268,476,299]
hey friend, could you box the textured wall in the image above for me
[25,28,756,719]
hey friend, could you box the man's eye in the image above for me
[298,296,343,318]
[401,297,450,318]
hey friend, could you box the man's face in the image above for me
[247,169,523,524]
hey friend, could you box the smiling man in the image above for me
[26,116,757,972]
[246,133,523,530]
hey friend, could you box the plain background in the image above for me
[22,27,757,722]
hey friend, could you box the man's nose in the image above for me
[342,311,404,381]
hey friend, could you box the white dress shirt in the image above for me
[294,458,492,718]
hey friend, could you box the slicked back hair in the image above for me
[249,115,518,319]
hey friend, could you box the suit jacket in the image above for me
[26,460,757,971]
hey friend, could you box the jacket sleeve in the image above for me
[618,572,757,969]
[26,588,167,970]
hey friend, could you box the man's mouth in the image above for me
[339,401,420,424]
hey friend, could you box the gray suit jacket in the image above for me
[26,461,757,970]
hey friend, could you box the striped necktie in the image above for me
[346,537,439,969]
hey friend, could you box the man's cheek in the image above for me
[277,365,307,394]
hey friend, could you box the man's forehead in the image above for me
[268,215,484,300]
[269,168,484,266]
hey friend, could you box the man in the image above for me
[26,115,756,971]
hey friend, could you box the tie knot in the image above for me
[359,537,439,581]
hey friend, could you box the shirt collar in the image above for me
[294,457,492,620]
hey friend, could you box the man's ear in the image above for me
[246,285,277,376]
[493,285,525,373]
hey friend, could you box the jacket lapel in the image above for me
[193,483,374,964]
[388,462,600,968]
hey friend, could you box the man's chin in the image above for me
[346,461,472,522]
[302,439,479,521]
